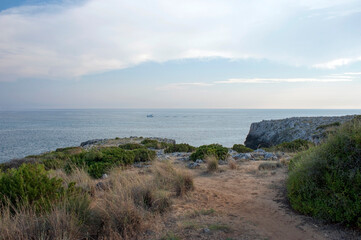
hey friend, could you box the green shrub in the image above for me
[119,143,146,150]
[190,144,228,161]
[141,139,170,149]
[133,149,156,162]
[267,139,312,152]
[0,164,65,210]
[287,120,361,228]
[67,147,155,178]
[232,144,253,153]
[164,143,196,153]
[87,162,113,179]
[316,121,341,130]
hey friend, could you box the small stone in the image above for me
[195,159,204,164]
[218,160,226,165]
[101,174,108,179]
[203,228,210,233]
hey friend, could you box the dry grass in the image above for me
[0,160,192,240]
[258,162,282,171]
[0,203,88,240]
[50,167,96,196]
[228,158,237,170]
[205,155,218,172]
[152,161,194,196]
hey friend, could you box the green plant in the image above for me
[267,139,313,152]
[164,143,196,153]
[119,143,146,150]
[133,148,156,162]
[190,144,228,161]
[0,164,65,211]
[232,144,253,153]
[141,139,170,149]
[316,121,341,130]
[287,120,361,228]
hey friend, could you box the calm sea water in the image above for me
[0,109,360,163]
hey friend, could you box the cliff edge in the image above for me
[244,115,356,149]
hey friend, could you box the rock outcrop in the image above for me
[244,115,357,149]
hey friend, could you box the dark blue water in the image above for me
[0,109,360,162]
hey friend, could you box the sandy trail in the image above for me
[156,161,359,240]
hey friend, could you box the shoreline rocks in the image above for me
[244,115,357,149]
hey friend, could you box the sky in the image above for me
[0,0,361,109]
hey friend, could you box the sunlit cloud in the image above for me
[313,57,361,69]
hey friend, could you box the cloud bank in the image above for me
[0,0,361,81]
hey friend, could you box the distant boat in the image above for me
[147,114,154,118]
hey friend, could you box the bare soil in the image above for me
[149,160,361,240]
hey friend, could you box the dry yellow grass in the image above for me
[205,155,218,172]
[228,158,237,170]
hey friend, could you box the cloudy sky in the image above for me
[0,0,361,109]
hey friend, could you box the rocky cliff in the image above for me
[244,115,357,149]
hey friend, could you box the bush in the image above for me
[67,147,156,178]
[206,155,218,172]
[287,120,361,228]
[267,139,312,152]
[232,144,253,153]
[316,121,341,130]
[164,143,196,153]
[119,143,146,150]
[190,144,228,161]
[141,139,170,149]
[133,148,156,162]
[0,164,65,210]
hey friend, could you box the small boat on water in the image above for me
[146,114,154,118]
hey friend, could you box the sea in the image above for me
[0,109,360,163]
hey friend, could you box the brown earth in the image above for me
[148,160,361,240]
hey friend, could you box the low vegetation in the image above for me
[206,155,219,172]
[266,139,313,152]
[287,119,361,228]
[316,121,341,130]
[164,143,196,153]
[228,158,237,170]
[232,144,253,153]
[190,144,228,161]
[141,139,170,149]
[0,157,194,239]
[118,143,146,150]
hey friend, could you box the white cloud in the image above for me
[313,57,361,69]
[0,0,360,81]
[216,77,353,84]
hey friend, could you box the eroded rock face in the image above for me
[244,115,356,149]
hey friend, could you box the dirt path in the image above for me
[156,161,360,240]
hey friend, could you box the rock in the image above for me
[80,139,106,148]
[195,159,204,164]
[254,149,266,153]
[203,228,210,233]
[188,162,200,169]
[218,160,227,165]
[233,153,252,160]
[264,152,275,160]
[101,174,108,179]
[244,115,356,149]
